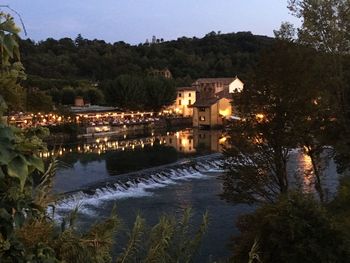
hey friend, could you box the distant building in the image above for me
[74,96,85,107]
[191,77,243,96]
[191,77,243,128]
[149,68,172,79]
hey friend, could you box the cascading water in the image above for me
[51,157,227,220]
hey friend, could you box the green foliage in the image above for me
[222,39,330,204]
[54,208,121,263]
[0,123,50,261]
[101,74,145,110]
[20,32,272,83]
[61,86,76,105]
[0,60,26,111]
[101,74,176,111]
[232,193,349,263]
[288,0,350,175]
[0,12,26,112]
[26,89,53,112]
[117,214,146,263]
[115,207,209,263]
[0,12,21,64]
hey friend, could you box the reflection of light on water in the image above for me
[41,130,228,158]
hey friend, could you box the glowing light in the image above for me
[219,108,231,117]
[256,113,265,122]
[219,136,227,144]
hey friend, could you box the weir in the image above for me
[51,154,227,219]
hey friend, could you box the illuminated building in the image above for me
[169,87,197,117]
[191,77,243,128]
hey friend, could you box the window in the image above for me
[169,138,172,144]
[200,116,205,121]
[199,107,206,112]
[189,93,191,97]
[178,93,182,97]
[188,100,191,105]
[179,99,182,105]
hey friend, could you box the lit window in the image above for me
[200,116,205,121]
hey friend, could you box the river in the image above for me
[48,128,339,261]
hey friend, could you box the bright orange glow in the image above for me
[219,108,231,117]
[219,136,227,144]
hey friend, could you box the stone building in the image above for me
[191,77,243,128]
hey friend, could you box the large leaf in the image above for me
[0,19,20,35]
[3,34,19,59]
[7,156,28,191]
[0,126,15,140]
[0,146,15,165]
[13,211,25,228]
[26,155,45,173]
[0,167,4,178]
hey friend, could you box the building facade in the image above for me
[191,77,243,128]
[169,87,197,117]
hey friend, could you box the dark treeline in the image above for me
[20,31,273,83]
[15,31,273,111]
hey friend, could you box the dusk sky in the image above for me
[7,0,300,44]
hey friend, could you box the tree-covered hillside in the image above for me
[20,31,273,86]
[9,31,274,111]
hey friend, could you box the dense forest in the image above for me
[21,31,273,84]
[14,32,274,111]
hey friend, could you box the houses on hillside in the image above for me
[169,76,244,128]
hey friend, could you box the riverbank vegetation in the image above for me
[222,0,350,262]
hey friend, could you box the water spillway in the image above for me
[52,155,226,218]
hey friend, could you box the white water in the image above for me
[51,159,225,219]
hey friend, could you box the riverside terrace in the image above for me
[7,106,172,129]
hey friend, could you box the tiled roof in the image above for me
[176,86,197,91]
[193,77,237,85]
[190,89,232,108]
[215,89,232,99]
[190,97,220,107]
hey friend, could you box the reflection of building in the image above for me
[191,77,243,128]
[40,128,228,159]
[163,130,196,153]
[170,87,197,117]
[193,129,226,153]
[162,129,227,154]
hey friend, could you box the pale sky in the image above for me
[5,0,300,44]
